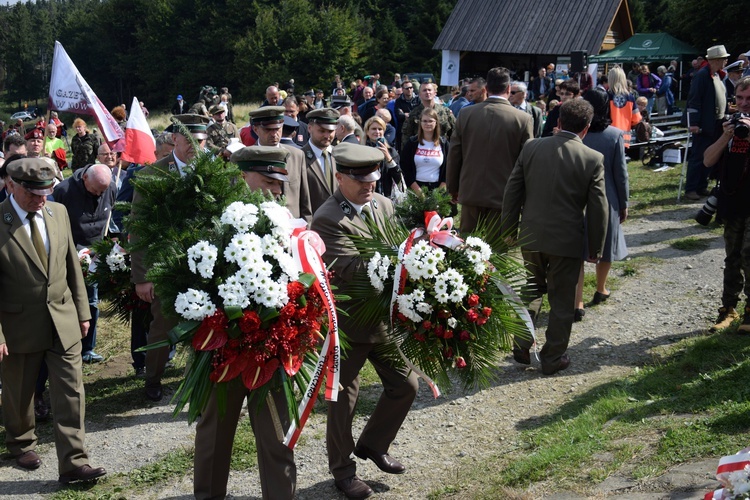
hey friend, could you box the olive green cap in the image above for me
[7,157,56,195]
[166,114,210,140]
[231,146,290,182]
[249,106,285,129]
[208,104,226,116]
[307,108,340,130]
[333,143,383,182]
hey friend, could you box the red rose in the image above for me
[413,332,426,342]
[476,317,487,326]
[467,294,480,307]
[422,320,433,330]
[434,325,445,338]
[482,307,492,317]
[455,356,467,369]
[459,330,470,341]
[466,309,478,322]
[443,329,454,339]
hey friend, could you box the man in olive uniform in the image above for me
[0,158,106,483]
[249,106,313,221]
[206,104,239,159]
[311,143,419,499]
[130,114,210,401]
[194,146,297,500]
[302,108,340,213]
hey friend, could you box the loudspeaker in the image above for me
[570,50,588,74]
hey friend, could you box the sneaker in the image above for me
[738,307,750,334]
[82,351,104,363]
[711,307,739,332]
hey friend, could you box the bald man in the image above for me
[264,86,281,106]
[53,163,117,363]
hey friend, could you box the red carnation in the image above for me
[455,356,467,369]
[443,329,454,339]
[466,309,478,322]
[287,281,306,301]
[467,294,480,307]
[422,320,433,330]
[459,330,470,341]
[476,317,487,326]
[413,332,426,342]
[239,310,262,334]
[434,325,445,338]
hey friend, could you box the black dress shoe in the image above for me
[145,383,163,402]
[542,354,571,376]
[574,308,585,322]
[59,464,107,483]
[334,475,373,499]
[354,444,406,474]
[591,291,610,305]
[16,450,41,470]
[512,348,531,365]
[34,397,50,422]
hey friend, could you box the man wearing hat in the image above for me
[206,104,238,159]
[171,94,188,115]
[280,115,303,150]
[248,106,313,221]
[193,148,297,500]
[0,158,106,483]
[303,108,340,213]
[311,143,419,499]
[724,60,744,101]
[684,45,730,201]
[130,113,209,401]
[25,127,46,158]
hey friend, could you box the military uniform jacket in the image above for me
[302,143,337,214]
[501,132,608,259]
[206,121,239,150]
[401,102,455,147]
[0,199,90,352]
[447,97,533,210]
[277,143,313,222]
[311,190,393,343]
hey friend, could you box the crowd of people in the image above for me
[1,41,749,498]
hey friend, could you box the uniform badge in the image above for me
[168,162,178,173]
[3,212,13,224]
[339,201,351,215]
[306,151,314,160]
[45,207,53,216]
[372,199,378,209]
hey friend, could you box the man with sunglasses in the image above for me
[394,81,419,151]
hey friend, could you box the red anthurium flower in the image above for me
[210,352,248,383]
[242,358,280,390]
[192,312,229,351]
[283,353,304,376]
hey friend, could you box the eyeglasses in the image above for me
[403,86,413,90]
[510,90,520,95]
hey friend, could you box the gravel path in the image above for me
[0,199,728,499]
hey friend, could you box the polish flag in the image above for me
[121,96,156,165]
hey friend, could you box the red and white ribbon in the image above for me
[284,223,340,449]
[716,451,750,475]
[423,211,463,249]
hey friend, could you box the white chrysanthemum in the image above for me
[218,276,250,308]
[396,293,423,322]
[402,241,443,280]
[174,288,216,321]
[275,252,300,281]
[221,201,259,233]
[224,233,263,266]
[253,279,290,308]
[106,249,128,272]
[187,241,218,279]
[465,236,492,260]
[261,234,284,258]
[367,252,392,292]
[433,268,467,304]
[261,202,293,242]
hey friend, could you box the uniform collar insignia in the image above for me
[339,200,352,215]
[3,212,12,224]
[372,199,378,210]
[45,207,53,216]
[168,161,178,173]
[306,150,314,160]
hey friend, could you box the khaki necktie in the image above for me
[360,203,372,221]
[322,149,334,191]
[27,212,48,272]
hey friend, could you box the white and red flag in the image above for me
[47,40,124,145]
[121,97,156,165]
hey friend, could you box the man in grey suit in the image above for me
[501,99,608,375]
[447,67,534,242]
[248,106,313,222]
[311,143,418,499]
[509,81,544,138]
[0,158,106,482]
[302,108,340,213]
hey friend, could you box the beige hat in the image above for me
[706,45,730,60]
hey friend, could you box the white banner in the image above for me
[48,41,124,144]
[440,50,460,87]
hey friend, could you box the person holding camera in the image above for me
[362,115,402,198]
[703,76,750,332]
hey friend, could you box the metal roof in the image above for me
[433,0,623,56]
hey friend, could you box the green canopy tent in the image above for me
[590,33,698,63]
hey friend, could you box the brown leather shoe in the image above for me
[513,348,531,365]
[58,464,107,483]
[354,444,405,474]
[542,354,571,375]
[16,450,41,470]
[334,475,373,499]
[145,383,163,402]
